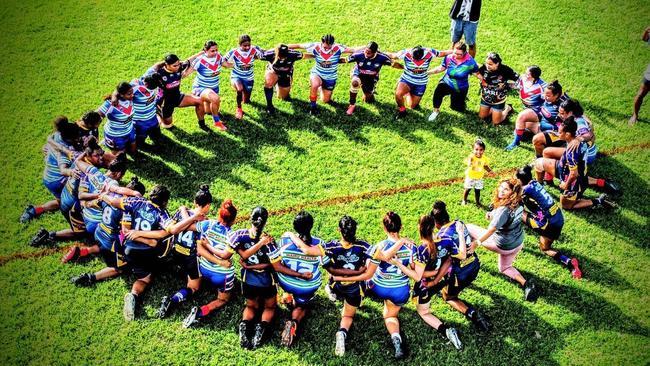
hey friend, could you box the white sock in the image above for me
[391,333,401,341]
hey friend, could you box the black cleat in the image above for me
[20,205,36,224]
[308,106,318,116]
[70,273,94,287]
[524,278,540,302]
[473,310,491,332]
[29,228,51,247]
[594,194,618,210]
[239,321,252,349]
[603,180,621,195]
[197,120,209,131]
[158,296,173,319]
[395,110,407,120]
[182,306,201,328]
[266,106,276,115]
[251,322,267,349]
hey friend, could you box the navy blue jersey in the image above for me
[95,193,127,251]
[417,239,454,275]
[120,197,170,250]
[478,64,519,104]
[436,220,476,270]
[169,209,200,257]
[322,239,376,271]
[228,229,277,287]
[147,61,190,100]
[558,141,588,182]
[347,51,392,78]
[262,50,303,74]
[522,181,559,221]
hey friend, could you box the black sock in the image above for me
[236,91,243,108]
[339,328,348,338]
[436,323,448,336]
[349,91,357,105]
[465,307,476,321]
[264,87,274,107]
[89,273,97,283]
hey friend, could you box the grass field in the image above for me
[0,0,649,365]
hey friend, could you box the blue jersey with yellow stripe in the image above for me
[169,209,201,257]
[271,235,329,292]
[305,43,348,81]
[522,181,560,227]
[99,99,134,137]
[60,174,81,213]
[196,220,234,275]
[435,220,479,271]
[398,48,440,85]
[575,116,598,162]
[369,239,421,289]
[80,167,117,226]
[95,192,126,251]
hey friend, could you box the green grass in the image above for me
[0,0,649,365]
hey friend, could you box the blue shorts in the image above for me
[231,77,254,93]
[200,266,234,293]
[480,100,505,111]
[278,280,319,306]
[539,118,557,132]
[84,219,99,236]
[43,178,65,199]
[65,202,86,234]
[330,282,364,307]
[399,78,427,97]
[193,86,220,96]
[104,130,135,151]
[95,227,119,252]
[450,18,478,45]
[313,74,337,91]
[134,118,160,140]
[365,280,410,306]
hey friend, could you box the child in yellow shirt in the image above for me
[463,139,493,206]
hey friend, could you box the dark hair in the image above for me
[105,81,133,105]
[486,52,502,64]
[546,80,563,96]
[321,34,335,45]
[219,199,237,227]
[195,184,213,207]
[293,210,314,244]
[560,115,578,136]
[560,99,583,117]
[143,73,162,90]
[527,65,542,81]
[431,201,450,226]
[164,53,180,65]
[250,206,269,238]
[412,46,424,60]
[278,44,289,57]
[53,115,70,131]
[80,111,101,128]
[149,185,171,208]
[418,214,436,241]
[83,136,103,156]
[453,41,467,53]
[382,211,401,233]
[108,152,128,174]
[126,177,146,196]
[474,138,486,150]
[239,34,251,45]
[204,40,218,50]
[515,165,534,186]
[367,41,379,53]
[338,215,357,243]
[54,116,80,144]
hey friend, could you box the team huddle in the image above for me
[20,33,624,359]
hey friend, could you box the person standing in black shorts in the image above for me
[147,53,207,130]
[261,44,304,114]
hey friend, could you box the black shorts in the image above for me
[161,92,185,119]
[331,282,363,308]
[100,247,128,269]
[242,282,277,300]
[543,131,567,148]
[124,247,159,279]
[173,252,201,280]
[359,75,378,94]
[277,72,293,88]
[413,280,438,305]
[443,256,480,300]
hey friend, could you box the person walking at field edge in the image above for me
[629,26,650,125]
[449,0,481,58]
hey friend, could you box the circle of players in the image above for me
[21,33,622,359]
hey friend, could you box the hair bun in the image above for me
[221,198,232,209]
[199,184,210,192]
[130,177,139,183]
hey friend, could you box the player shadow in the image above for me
[520,245,635,290]
[581,101,635,128]
[439,108,512,148]
[479,267,649,339]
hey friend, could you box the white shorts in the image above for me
[464,177,484,190]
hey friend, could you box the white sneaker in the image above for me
[446,327,463,350]
[335,331,346,356]
[123,293,136,322]
[427,111,439,121]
